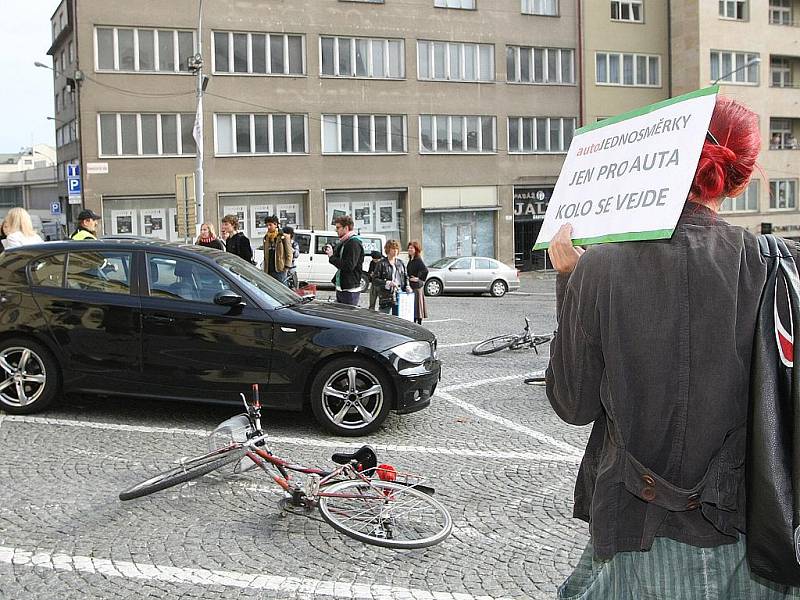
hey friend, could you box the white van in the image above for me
[294,229,386,289]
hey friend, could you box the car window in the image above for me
[315,235,339,254]
[475,258,495,270]
[295,233,311,254]
[361,237,383,255]
[214,253,301,308]
[147,253,231,303]
[430,257,456,268]
[65,252,133,294]
[450,258,472,270]
[29,254,66,288]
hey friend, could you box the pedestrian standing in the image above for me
[262,215,292,284]
[70,209,102,240]
[367,250,383,311]
[546,96,800,598]
[406,241,428,325]
[2,208,43,249]
[220,214,253,264]
[195,223,225,250]
[372,239,411,315]
[325,215,364,305]
[283,225,300,289]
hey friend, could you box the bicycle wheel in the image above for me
[471,334,521,356]
[318,480,452,549]
[119,448,244,501]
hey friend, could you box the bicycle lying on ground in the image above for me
[471,318,554,356]
[118,385,452,549]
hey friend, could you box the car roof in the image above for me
[0,239,225,264]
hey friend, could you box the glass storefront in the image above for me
[422,210,495,262]
[324,190,405,242]
[513,186,551,271]
[101,195,176,240]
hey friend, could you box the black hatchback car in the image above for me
[0,240,440,436]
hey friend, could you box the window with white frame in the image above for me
[710,50,759,83]
[522,0,558,15]
[506,46,574,84]
[214,114,307,155]
[212,31,305,75]
[95,27,195,72]
[771,58,793,87]
[435,0,476,8]
[770,0,793,25]
[508,117,575,153]
[98,113,197,156]
[417,41,494,82]
[719,0,747,20]
[611,1,643,21]
[770,179,798,209]
[320,36,404,78]
[720,180,759,212]
[770,118,796,149]
[596,52,660,86]
[419,115,496,153]
[322,115,406,153]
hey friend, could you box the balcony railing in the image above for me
[769,17,800,26]
[770,81,800,88]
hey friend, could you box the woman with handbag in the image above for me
[372,239,411,316]
[546,96,800,598]
[407,240,428,324]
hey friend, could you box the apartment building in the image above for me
[580,0,800,239]
[46,0,580,267]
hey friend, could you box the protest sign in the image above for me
[533,86,718,250]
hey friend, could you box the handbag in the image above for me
[747,234,800,585]
[397,291,415,321]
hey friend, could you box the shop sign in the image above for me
[514,188,552,222]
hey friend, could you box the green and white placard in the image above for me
[533,86,718,250]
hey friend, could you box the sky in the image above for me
[0,2,60,153]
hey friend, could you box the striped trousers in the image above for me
[558,537,800,600]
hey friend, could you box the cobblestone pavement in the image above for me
[0,273,592,599]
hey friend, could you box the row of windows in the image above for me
[56,122,77,148]
[604,1,793,25]
[96,112,576,157]
[95,27,196,73]
[720,179,800,212]
[344,0,558,15]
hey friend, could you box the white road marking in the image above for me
[438,341,482,349]
[424,318,464,323]
[441,372,545,392]
[435,391,582,458]
[1,415,580,464]
[0,546,521,600]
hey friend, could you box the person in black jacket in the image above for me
[220,214,253,264]
[366,250,383,310]
[372,239,411,315]
[406,240,428,324]
[324,214,364,305]
[195,223,225,250]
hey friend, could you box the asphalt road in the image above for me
[0,273,592,599]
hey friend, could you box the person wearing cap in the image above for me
[70,209,101,240]
[367,249,383,311]
[262,215,292,284]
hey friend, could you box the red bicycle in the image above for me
[119,385,452,549]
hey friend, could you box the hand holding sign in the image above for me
[548,224,585,274]
[534,87,718,250]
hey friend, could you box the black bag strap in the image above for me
[759,234,800,562]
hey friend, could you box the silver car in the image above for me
[423,256,521,298]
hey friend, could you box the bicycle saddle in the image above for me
[331,445,378,472]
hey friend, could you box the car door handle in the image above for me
[146,314,175,324]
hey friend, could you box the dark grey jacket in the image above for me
[546,202,793,560]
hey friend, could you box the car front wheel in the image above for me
[310,357,393,436]
[0,338,59,414]
[490,280,508,298]
[424,278,443,297]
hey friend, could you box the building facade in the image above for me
[47,0,580,266]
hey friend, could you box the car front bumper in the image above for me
[391,359,441,414]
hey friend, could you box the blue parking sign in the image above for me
[67,177,81,194]
[67,164,80,178]
[50,202,62,216]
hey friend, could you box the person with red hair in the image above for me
[546,96,800,597]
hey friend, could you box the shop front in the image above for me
[421,186,499,263]
[102,195,177,240]
[324,189,406,243]
[513,186,551,271]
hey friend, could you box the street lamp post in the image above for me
[188,0,206,235]
[712,57,761,85]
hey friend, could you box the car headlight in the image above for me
[392,341,432,364]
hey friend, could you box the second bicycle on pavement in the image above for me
[471,318,553,356]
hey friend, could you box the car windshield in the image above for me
[429,257,457,268]
[214,254,301,308]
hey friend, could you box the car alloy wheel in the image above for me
[490,280,508,298]
[425,278,442,297]
[311,357,393,436]
[0,345,50,410]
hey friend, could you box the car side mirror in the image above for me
[214,290,244,306]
